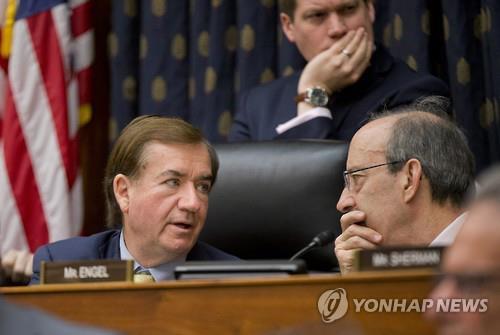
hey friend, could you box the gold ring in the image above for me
[341,49,352,58]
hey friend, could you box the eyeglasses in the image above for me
[343,161,403,191]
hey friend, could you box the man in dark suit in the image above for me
[229,0,449,141]
[31,116,237,284]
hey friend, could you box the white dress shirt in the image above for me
[429,212,467,247]
[119,230,187,281]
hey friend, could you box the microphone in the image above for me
[289,230,336,261]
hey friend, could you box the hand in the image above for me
[334,210,382,274]
[1,249,34,283]
[297,27,373,115]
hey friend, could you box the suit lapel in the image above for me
[98,230,121,260]
[280,73,301,121]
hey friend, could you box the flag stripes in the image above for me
[0,0,92,255]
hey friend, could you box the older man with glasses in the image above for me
[334,96,475,274]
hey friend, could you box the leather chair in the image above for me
[201,140,348,272]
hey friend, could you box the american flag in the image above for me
[0,0,93,255]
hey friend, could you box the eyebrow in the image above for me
[158,169,213,182]
[303,0,357,13]
[197,174,214,183]
[344,164,365,173]
[159,169,183,178]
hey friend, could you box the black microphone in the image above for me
[289,230,336,261]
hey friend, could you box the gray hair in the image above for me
[369,96,475,207]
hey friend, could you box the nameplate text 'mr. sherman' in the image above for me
[353,246,444,271]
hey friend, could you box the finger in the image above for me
[336,233,380,251]
[1,250,17,276]
[334,247,357,272]
[339,210,366,231]
[335,241,377,274]
[338,223,382,244]
[12,251,30,282]
[344,30,370,73]
[349,30,368,63]
[359,38,373,73]
[341,27,365,59]
[325,30,356,56]
[24,253,34,277]
[350,31,372,71]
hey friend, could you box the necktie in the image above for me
[133,268,155,283]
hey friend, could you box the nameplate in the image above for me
[353,246,444,271]
[41,260,134,284]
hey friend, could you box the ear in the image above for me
[367,1,375,24]
[113,174,132,214]
[401,159,423,203]
[280,13,296,43]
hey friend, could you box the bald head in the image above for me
[369,108,474,207]
[351,111,445,162]
[347,115,397,170]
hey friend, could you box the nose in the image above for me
[327,13,348,39]
[336,187,355,213]
[177,184,202,213]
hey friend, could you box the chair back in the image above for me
[202,140,348,271]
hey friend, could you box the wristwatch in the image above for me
[294,87,329,107]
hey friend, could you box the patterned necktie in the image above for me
[133,268,156,283]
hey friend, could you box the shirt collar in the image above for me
[429,212,467,247]
[119,230,187,281]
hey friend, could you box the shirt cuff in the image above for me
[275,107,332,134]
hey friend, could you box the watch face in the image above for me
[307,87,329,107]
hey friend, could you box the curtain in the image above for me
[109,0,500,173]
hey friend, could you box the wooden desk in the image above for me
[1,270,437,335]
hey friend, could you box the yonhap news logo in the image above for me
[317,288,349,323]
[317,288,488,324]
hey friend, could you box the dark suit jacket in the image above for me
[0,297,118,334]
[30,230,238,284]
[229,45,449,141]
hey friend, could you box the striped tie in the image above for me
[133,268,155,283]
